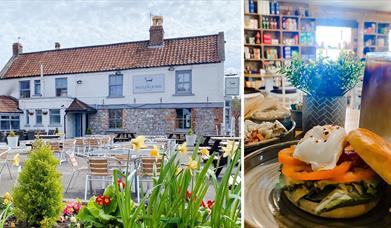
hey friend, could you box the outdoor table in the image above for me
[113,132,136,143]
[210,136,241,141]
[36,135,60,139]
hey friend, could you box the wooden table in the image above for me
[210,136,241,141]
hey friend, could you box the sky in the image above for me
[0,0,241,74]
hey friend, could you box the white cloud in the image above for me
[0,0,241,73]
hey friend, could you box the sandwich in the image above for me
[278,125,390,218]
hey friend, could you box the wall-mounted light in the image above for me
[168,66,175,71]
[115,71,122,75]
[76,80,83,84]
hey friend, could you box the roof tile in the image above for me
[1,34,223,79]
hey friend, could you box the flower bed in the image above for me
[0,137,242,227]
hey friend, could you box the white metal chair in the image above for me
[75,138,86,155]
[84,158,113,200]
[135,156,162,202]
[48,141,66,165]
[65,152,88,193]
[0,146,12,179]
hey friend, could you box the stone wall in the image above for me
[88,107,223,136]
[122,109,176,135]
[88,109,109,134]
[193,107,223,136]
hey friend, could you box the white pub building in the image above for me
[0,16,227,138]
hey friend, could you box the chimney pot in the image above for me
[149,16,164,47]
[12,42,23,56]
[55,42,61,49]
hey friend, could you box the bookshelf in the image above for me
[362,21,390,56]
[244,0,316,91]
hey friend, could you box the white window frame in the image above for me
[175,70,193,95]
[108,74,123,97]
[19,80,30,98]
[55,78,68,97]
[49,109,61,126]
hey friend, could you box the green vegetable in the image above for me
[280,173,386,214]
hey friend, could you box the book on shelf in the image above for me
[258,0,270,15]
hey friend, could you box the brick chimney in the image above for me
[12,42,23,56]
[149,16,164,47]
[55,42,61,49]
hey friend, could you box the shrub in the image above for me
[279,51,364,97]
[8,131,16,137]
[187,128,193,135]
[86,128,93,135]
[12,140,63,227]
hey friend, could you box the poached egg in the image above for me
[293,125,346,171]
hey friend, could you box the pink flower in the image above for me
[64,205,75,216]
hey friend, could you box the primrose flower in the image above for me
[103,195,112,206]
[177,142,188,154]
[95,195,104,206]
[12,153,20,166]
[3,192,12,204]
[64,206,74,216]
[222,141,238,158]
[150,146,159,157]
[131,136,145,150]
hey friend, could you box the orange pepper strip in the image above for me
[278,147,307,166]
[281,162,351,181]
[328,168,377,183]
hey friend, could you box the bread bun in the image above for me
[347,128,391,185]
[284,191,380,218]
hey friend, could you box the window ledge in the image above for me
[24,125,30,127]
[107,95,125,99]
[48,124,62,128]
[108,128,124,132]
[34,124,44,127]
[173,93,195,97]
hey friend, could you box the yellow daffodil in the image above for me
[131,136,145,150]
[175,167,183,176]
[200,148,209,156]
[187,158,198,171]
[3,192,12,204]
[222,141,238,158]
[150,146,159,157]
[12,153,20,166]
[177,142,188,154]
